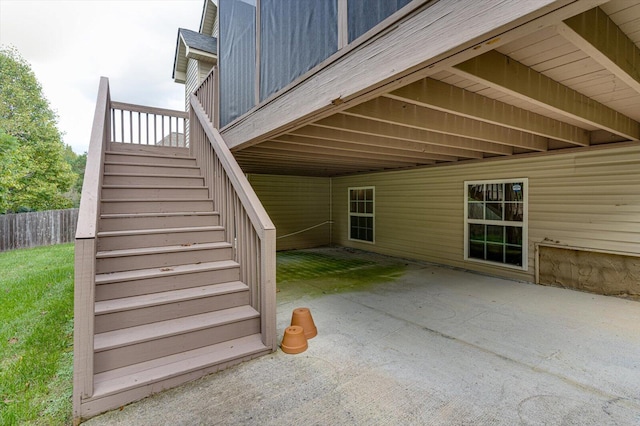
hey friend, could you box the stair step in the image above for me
[103,173,205,186]
[84,334,269,416]
[97,226,225,250]
[95,259,241,301]
[93,305,261,373]
[105,151,196,166]
[96,241,233,274]
[104,162,202,176]
[94,281,250,333]
[108,142,189,156]
[101,185,209,200]
[99,211,220,231]
[100,199,214,214]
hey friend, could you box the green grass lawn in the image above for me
[0,243,74,425]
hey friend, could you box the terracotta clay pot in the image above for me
[280,325,308,354]
[290,307,317,339]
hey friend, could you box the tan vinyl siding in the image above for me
[248,174,331,251]
[199,61,214,84]
[186,58,199,111]
[332,144,640,283]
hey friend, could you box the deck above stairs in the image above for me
[77,142,271,418]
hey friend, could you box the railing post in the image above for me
[74,76,111,420]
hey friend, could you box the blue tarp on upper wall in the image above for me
[348,0,413,43]
[219,0,256,127]
[218,0,412,126]
[259,0,338,102]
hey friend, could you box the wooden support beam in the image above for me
[264,138,443,163]
[343,97,548,151]
[269,135,456,162]
[386,77,589,146]
[311,114,513,155]
[558,7,640,97]
[452,50,640,141]
[285,128,481,159]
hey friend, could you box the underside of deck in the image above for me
[221,0,640,177]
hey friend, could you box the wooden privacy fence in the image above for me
[0,209,79,252]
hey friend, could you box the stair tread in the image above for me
[102,185,206,189]
[105,151,195,161]
[101,198,213,202]
[100,211,219,219]
[96,241,231,258]
[95,281,248,314]
[94,305,259,352]
[104,161,200,169]
[91,334,268,399]
[104,172,203,178]
[95,259,239,284]
[98,225,223,238]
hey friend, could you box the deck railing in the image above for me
[74,77,111,412]
[194,66,219,129]
[110,102,188,147]
[190,92,277,350]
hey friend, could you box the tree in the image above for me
[0,46,76,213]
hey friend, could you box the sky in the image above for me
[0,0,204,154]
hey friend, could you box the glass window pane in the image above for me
[485,203,503,221]
[365,201,373,214]
[485,183,503,202]
[350,201,357,213]
[505,203,523,222]
[468,203,483,219]
[469,224,485,241]
[468,184,484,202]
[486,243,504,263]
[506,182,524,202]
[486,225,504,243]
[505,245,523,266]
[357,201,364,214]
[365,188,373,201]
[350,216,358,239]
[469,241,484,260]
[505,226,522,246]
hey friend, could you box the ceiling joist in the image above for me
[343,97,549,151]
[311,114,513,155]
[557,7,640,97]
[265,138,446,163]
[452,49,640,141]
[286,126,482,159]
[386,77,589,146]
[238,147,427,168]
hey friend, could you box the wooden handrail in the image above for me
[111,101,188,119]
[190,93,275,236]
[76,77,110,239]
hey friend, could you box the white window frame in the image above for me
[348,186,375,244]
[464,178,528,271]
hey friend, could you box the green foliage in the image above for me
[0,46,77,213]
[0,244,74,425]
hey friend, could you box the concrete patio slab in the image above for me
[85,248,640,425]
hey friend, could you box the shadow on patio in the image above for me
[87,247,640,425]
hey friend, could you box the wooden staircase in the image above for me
[77,143,271,418]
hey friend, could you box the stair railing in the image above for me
[110,102,188,147]
[194,66,219,129]
[74,77,111,413]
[189,92,277,351]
